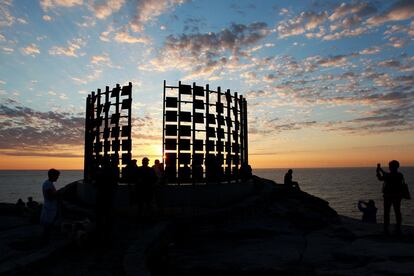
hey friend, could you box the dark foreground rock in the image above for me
[1,176,413,275]
[146,177,414,276]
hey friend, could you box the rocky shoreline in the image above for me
[0,176,413,275]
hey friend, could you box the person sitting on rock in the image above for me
[358,200,377,223]
[16,198,26,215]
[26,196,39,209]
[284,169,300,190]
[16,198,25,208]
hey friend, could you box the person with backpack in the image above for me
[377,160,409,235]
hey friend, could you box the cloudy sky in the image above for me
[0,0,413,169]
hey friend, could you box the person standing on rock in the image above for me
[376,161,406,235]
[95,157,118,241]
[40,168,60,243]
[136,157,157,218]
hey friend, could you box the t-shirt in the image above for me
[382,172,404,198]
[40,180,57,224]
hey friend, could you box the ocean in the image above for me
[0,168,413,225]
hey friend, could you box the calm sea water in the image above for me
[254,167,414,226]
[0,168,413,225]
[0,170,83,203]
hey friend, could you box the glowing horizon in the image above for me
[1,1,414,170]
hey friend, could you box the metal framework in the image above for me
[84,82,132,181]
[162,81,248,184]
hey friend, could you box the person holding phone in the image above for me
[376,161,405,235]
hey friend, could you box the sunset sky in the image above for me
[0,0,413,169]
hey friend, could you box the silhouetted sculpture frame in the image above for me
[84,83,133,181]
[162,81,248,184]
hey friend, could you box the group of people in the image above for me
[124,157,163,217]
[356,160,410,235]
[283,161,410,236]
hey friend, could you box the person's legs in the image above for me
[383,197,392,234]
[292,181,300,190]
[393,198,402,234]
[41,223,52,244]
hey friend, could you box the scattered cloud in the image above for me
[21,43,40,56]
[0,99,84,149]
[317,54,349,68]
[359,46,381,55]
[0,0,15,28]
[17,18,27,24]
[329,2,376,21]
[40,0,83,11]
[91,53,111,65]
[129,0,187,32]
[147,22,269,79]
[71,69,102,84]
[48,38,85,57]
[367,0,414,26]
[2,47,14,54]
[42,15,52,21]
[114,28,150,44]
[89,0,125,19]
[388,36,407,48]
[277,11,328,38]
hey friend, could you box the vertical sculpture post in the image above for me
[217,87,222,181]
[243,98,248,165]
[205,84,210,184]
[177,81,182,185]
[95,89,101,162]
[191,82,196,185]
[104,86,110,160]
[226,89,231,183]
[162,80,166,169]
[114,84,120,170]
[239,95,244,166]
[84,95,91,181]
[234,92,239,183]
[127,82,132,164]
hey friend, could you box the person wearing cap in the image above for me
[135,157,158,217]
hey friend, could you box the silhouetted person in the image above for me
[377,161,406,235]
[136,157,157,217]
[95,157,118,241]
[40,168,60,243]
[124,159,138,205]
[240,163,252,181]
[25,196,40,221]
[284,169,300,189]
[179,164,191,183]
[206,155,220,182]
[27,196,39,208]
[164,164,176,183]
[16,198,25,215]
[152,159,164,185]
[358,200,377,223]
[124,159,138,183]
[16,198,25,207]
[192,165,203,182]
